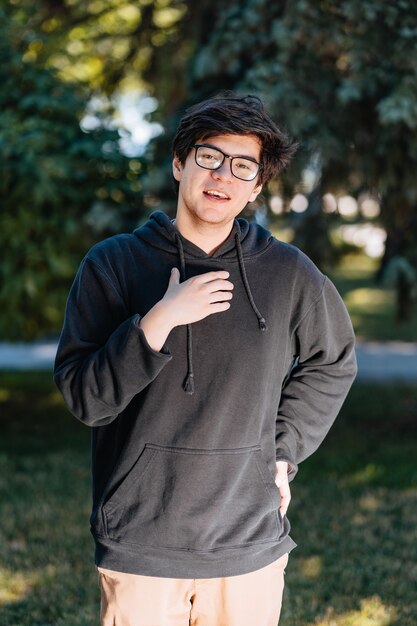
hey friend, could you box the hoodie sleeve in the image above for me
[275,275,357,480]
[53,256,172,427]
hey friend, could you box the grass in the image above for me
[272,224,417,343]
[0,372,95,626]
[0,371,416,625]
[281,382,417,626]
[328,254,417,343]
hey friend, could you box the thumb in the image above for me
[169,267,180,284]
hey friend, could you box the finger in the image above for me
[202,279,234,293]
[279,493,291,517]
[277,480,291,516]
[207,302,231,314]
[192,271,230,284]
[209,290,233,303]
[169,267,180,284]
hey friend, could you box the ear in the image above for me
[172,155,182,182]
[249,182,263,203]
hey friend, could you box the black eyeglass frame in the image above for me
[192,143,263,181]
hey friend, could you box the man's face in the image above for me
[172,134,263,229]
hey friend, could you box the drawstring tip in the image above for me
[258,318,267,332]
[183,373,195,395]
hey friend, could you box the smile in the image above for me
[203,189,231,200]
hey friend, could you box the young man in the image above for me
[54,93,357,626]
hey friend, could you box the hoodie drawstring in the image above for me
[174,233,195,395]
[173,228,267,396]
[235,232,268,332]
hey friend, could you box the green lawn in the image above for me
[328,254,417,343]
[272,224,417,343]
[0,372,416,625]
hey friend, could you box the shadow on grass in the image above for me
[0,372,416,625]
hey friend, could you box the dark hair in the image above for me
[172,91,297,187]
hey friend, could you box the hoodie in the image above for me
[54,210,357,579]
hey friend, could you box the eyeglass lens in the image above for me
[195,146,259,180]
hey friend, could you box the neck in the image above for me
[173,213,235,255]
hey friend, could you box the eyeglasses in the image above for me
[193,144,262,181]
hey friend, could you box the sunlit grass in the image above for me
[313,596,397,626]
[335,252,379,276]
[344,287,392,310]
[341,463,385,487]
[329,254,417,342]
[299,555,322,579]
[270,229,417,341]
[0,568,33,604]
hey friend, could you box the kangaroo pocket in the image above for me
[101,443,282,551]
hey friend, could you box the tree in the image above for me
[0,11,145,339]
[3,0,188,98]
[182,0,417,318]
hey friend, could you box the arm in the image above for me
[275,276,357,481]
[54,261,234,427]
[53,257,173,426]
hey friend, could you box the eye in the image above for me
[235,159,257,172]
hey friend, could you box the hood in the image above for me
[134,210,272,395]
[134,210,273,260]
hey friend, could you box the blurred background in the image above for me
[0,1,416,625]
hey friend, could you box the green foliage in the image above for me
[3,0,188,99]
[3,0,417,336]
[0,13,146,340]
[182,0,417,316]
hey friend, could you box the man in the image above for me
[54,92,357,626]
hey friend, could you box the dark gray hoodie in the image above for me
[54,210,357,578]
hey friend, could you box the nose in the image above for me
[212,158,233,182]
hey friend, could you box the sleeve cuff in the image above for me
[132,314,172,359]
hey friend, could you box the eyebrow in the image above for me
[199,142,260,164]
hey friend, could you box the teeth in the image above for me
[206,190,229,199]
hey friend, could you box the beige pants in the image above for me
[97,553,288,626]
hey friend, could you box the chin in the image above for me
[194,206,233,224]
